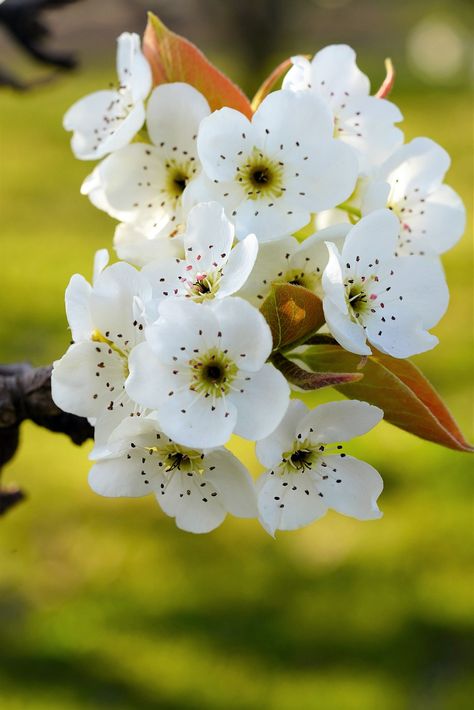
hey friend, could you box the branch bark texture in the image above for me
[0,363,93,516]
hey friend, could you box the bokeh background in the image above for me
[0,1,473,708]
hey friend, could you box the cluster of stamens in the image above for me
[189,348,238,398]
[164,159,194,202]
[236,147,285,201]
[186,271,222,302]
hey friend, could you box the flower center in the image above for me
[190,348,238,397]
[345,282,371,321]
[165,160,191,201]
[188,271,222,302]
[150,443,204,475]
[290,448,313,470]
[281,440,320,474]
[284,268,322,295]
[251,167,270,185]
[237,148,284,200]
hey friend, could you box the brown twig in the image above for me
[0,363,93,516]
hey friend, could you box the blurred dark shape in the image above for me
[0,363,93,515]
[202,0,288,73]
[0,0,83,89]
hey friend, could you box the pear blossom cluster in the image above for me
[52,32,465,535]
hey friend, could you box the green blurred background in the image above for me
[0,1,473,708]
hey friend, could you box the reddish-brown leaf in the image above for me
[375,58,395,98]
[143,12,252,117]
[260,283,325,350]
[300,344,473,452]
[272,353,363,391]
[251,57,294,112]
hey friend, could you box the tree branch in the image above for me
[0,363,93,516]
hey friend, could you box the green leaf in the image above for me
[272,352,363,391]
[300,344,473,452]
[143,12,252,117]
[260,283,325,351]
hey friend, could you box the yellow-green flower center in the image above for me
[281,440,320,474]
[147,443,205,475]
[188,271,222,302]
[165,159,192,201]
[284,268,322,295]
[237,148,284,200]
[189,348,238,397]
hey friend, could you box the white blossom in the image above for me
[256,399,384,534]
[112,222,184,268]
[362,137,466,255]
[196,89,358,241]
[64,32,152,160]
[89,417,257,534]
[51,254,153,444]
[143,201,258,303]
[322,209,449,357]
[95,82,210,242]
[238,224,347,306]
[126,297,290,448]
[283,44,403,171]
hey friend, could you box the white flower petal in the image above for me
[114,222,184,267]
[52,341,131,419]
[93,249,110,284]
[90,262,152,347]
[116,32,152,102]
[365,310,438,358]
[252,89,334,152]
[389,255,448,329]
[197,107,256,180]
[65,274,93,342]
[315,455,383,520]
[88,454,161,498]
[158,389,237,448]
[211,297,273,370]
[282,55,312,91]
[126,342,174,410]
[158,471,227,534]
[396,184,466,256]
[147,298,219,363]
[98,143,167,214]
[142,258,188,301]
[322,241,348,313]
[290,224,349,279]
[341,208,400,273]
[257,469,327,534]
[237,236,297,306]
[381,137,450,196]
[361,179,391,215]
[218,234,258,298]
[323,297,371,355]
[307,44,370,99]
[230,364,290,441]
[290,139,358,212]
[315,208,350,230]
[146,82,210,153]
[184,201,235,272]
[81,166,135,221]
[204,449,257,518]
[336,96,403,170]
[297,400,383,443]
[66,91,145,160]
[233,199,309,242]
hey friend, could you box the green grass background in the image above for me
[0,67,472,709]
